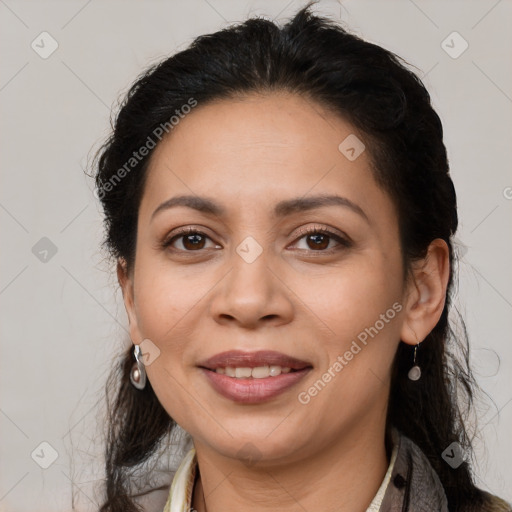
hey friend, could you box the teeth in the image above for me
[235,367,252,378]
[215,365,293,378]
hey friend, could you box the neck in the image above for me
[191,422,391,512]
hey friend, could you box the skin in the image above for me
[118,91,450,512]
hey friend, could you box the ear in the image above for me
[400,239,450,346]
[117,258,142,344]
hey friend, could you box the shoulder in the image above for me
[472,491,512,512]
[380,428,449,510]
[382,428,512,512]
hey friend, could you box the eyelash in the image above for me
[161,225,351,255]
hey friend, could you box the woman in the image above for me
[93,3,511,511]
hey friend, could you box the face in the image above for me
[119,92,428,466]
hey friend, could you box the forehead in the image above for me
[139,92,395,226]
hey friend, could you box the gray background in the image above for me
[1,0,511,510]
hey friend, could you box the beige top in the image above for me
[162,439,398,512]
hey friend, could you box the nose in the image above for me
[209,249,294,330]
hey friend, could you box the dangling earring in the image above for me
[408,342,421,381]
[130,344,147,390]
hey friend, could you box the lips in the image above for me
[197,350,312,371]
[201,367,312,404]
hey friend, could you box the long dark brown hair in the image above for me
[91,3,495,510]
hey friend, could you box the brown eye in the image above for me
[162,228,219,252]
[304,232,330,250]
[181,232,207,250]
[291,226,351,253]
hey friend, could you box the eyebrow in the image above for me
[151,194,369,222]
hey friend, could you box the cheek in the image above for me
[298,256,403,339]
[132,259,205,422]
[297,255,404,400]
[132,254,205,341]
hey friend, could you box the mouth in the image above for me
[199,366,308,378]
[197,349,313,375]
[197,350,313,403]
